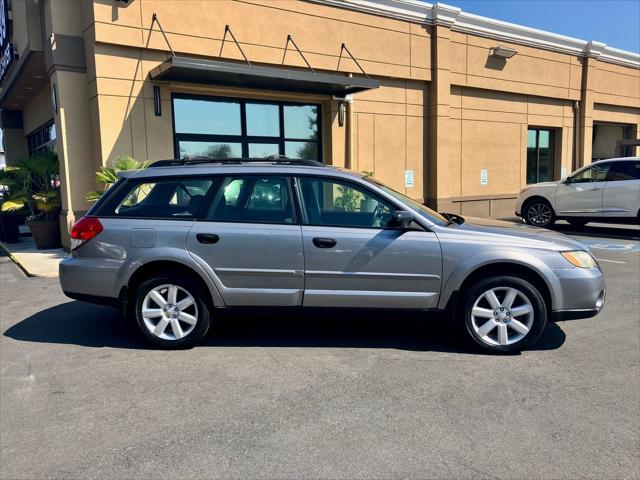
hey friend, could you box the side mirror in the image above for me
[388,210,413,228]
[564,176,572,184]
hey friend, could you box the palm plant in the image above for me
[0,152,61,222]
[87,155,149,202]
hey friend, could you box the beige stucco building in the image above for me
[1,0,639,248]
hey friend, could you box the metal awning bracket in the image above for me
[150,13,176,57]
[219,25,252,67]
[282,35,315,74]
[337,43,370,79]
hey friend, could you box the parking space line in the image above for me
[596,258,627,264]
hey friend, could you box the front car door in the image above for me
[186,174,304,306]
[295,175,442,309]
[556,162,611,218]
[602,160,640,218]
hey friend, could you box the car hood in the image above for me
[443,216,587,252]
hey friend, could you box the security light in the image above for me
[490,45,517,59]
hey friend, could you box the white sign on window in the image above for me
[480,169,488,185]
[404,170,414,188]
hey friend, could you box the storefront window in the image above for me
[27,121,57,156]
[172,94,321,160]
[526,128,556,184]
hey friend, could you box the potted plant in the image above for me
[0,152,62,249]
[87,155,149,202]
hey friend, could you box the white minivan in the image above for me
[516,157,640,227]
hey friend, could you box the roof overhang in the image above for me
[149,56,380,96]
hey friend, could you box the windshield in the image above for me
[363,176,449,226]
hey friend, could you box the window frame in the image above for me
[293,175,402,230]
[171,93,322,161]
[526,127,557,185]
[27,120,57,156]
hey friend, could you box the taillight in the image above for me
[70,216,103,250]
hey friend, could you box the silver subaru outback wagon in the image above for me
[59,158,605,353]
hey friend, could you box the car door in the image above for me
[602,160,640,218]
[295,175,442,309]
[186,174,304,306]
[556,162,611,217]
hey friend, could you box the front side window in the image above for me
[527,128,556,184]
[113,178,213,218]
[205,176,294,224]
[173,95,320,160]
[571,163,610,183]
[608,161,640,181]
[297,177,394,228]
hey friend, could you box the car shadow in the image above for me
[548,222,640,241]
[4,301,566,354]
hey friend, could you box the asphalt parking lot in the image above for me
[1,223,639,479]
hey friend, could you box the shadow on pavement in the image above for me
[549,223,640,241]
[4,301,566,354]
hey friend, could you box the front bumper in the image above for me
[550,266,606,320]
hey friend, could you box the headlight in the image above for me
[561,250,598,268]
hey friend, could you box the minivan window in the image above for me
[205,176,295,224]
[113,178,213,218]
[297,177,394,228]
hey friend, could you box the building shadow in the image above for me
[3,301,566,354]
[499,217,640,241]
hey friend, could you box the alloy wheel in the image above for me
[470,287,534,346]
[141,284,199,340]
[526,203,552,226]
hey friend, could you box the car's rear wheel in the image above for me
[523,199,556,227]
[567,218,589,227]
[133,273,210,348]
[460,276,547,353]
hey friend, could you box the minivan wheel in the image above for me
[460,276,547,353]
[523,199,556,227]
[133,274,210,349]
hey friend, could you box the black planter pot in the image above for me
[0,214,21,243]
[27,220,61,249]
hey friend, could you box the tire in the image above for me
[133,273,211,349]
[459,276,547,354]
[567,218,589,227]
[523,198,556,227]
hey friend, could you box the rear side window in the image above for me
[204,175,295,224]
[609,161,640,181]
[111,178,214,218]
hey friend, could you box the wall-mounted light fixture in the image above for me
[51,82,58,114]
[153,85,161,116]
[333,94,353,128]
[489,45,517,59]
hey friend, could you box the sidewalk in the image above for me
[1,234,65,277]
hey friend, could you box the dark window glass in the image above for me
[609,161,640,181]
[571,163,610,183]
[173,98,241,135]
[246,103,279,137]
[172,95,321,160]
[27,121,57,156]
[527,128,556,184]
[114,179,214,218]
[297,177,394,228]
[178,141,241,159]
[205,176,294,224]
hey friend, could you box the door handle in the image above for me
[196,233,220,244]
[313,237,337,248]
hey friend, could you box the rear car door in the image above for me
[295,176,442,309]
[602,160,640,218]
[556,162,611,217]
[186,174,304,306]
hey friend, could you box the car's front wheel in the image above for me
[133,273,211,348]
[523,199,556,227]
[460,276,547,353]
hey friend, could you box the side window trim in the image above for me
[294,175,400,230]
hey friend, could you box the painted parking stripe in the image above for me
[595,258,627,264]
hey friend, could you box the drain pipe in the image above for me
[572,100,580,172]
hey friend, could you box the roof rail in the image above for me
[149,156,326,168]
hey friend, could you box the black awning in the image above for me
[149,56,379,96]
